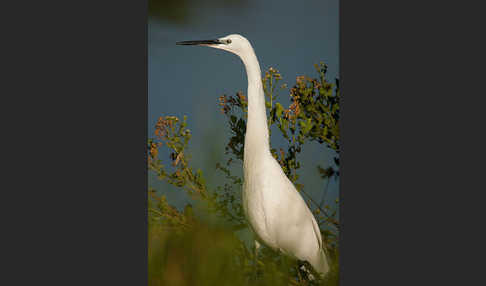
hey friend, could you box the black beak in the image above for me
[176,39,222,46]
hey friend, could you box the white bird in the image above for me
[177,34,330,276]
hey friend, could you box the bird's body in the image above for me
[243,147,328,274]
[177,34,329,276]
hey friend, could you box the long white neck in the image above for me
[239,48,270,163]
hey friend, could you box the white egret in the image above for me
[176,34,330,276]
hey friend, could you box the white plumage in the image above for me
[177,34,330,276]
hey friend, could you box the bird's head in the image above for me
[176,34,252,58]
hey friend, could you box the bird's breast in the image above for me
[242,157,284,249]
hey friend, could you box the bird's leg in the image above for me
[298,261,316,283]
[296,263,304,283]
[253,240,260,282]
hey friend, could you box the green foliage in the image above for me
[265,64,340,182]
[148,63,340,285]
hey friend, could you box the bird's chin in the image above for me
[210,45,237,55]
[207,44,224,49]
[199,44,223,51]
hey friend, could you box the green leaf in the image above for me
[275,102,284,118]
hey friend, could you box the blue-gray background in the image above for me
[149,0,339,215]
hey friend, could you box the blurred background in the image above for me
[149,0,339,213]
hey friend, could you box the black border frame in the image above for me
[4,0,482,284]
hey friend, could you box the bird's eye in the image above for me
[226,39,232,44]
